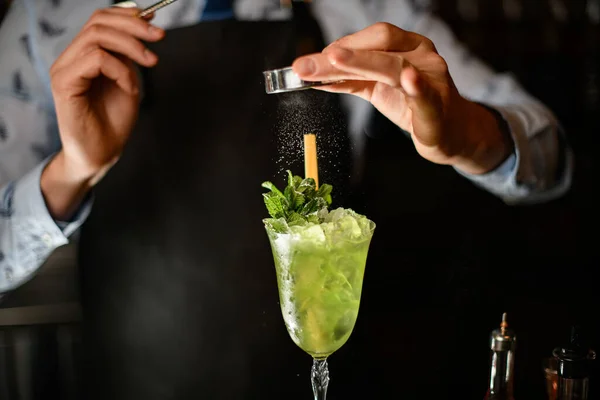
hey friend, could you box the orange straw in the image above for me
[304,134,319,189]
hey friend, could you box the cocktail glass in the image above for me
[264,216,375,399]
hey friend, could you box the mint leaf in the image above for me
[262,171,334,223]
[306,214,320,224]
[293,192,306,210]
[317,184,333,205]
[287,170,302,189]
[298,178,316,191]
[287,212,306,226]
[264,218,289,233]
[284,183,307,212]
[301,197,327,215]
[262,181,285,199]
[297,178,317,200]
[283,186,298,211]
[263,192,287,219]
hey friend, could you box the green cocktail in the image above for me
[262,171,375,399]
[266,209,374,358]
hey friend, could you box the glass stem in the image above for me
[311,358,329,400]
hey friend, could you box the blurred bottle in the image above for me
[544,356,559,400]
[484,313,516,400]
[553,327,596,400]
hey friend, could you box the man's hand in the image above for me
[292,22,512,175]
[41,6,165,221]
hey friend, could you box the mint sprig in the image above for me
[262,170,333,224]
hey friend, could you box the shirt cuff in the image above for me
[452,102,544,204]
[456,150,518,185]
[14,156,93,247]
[0,157,93,293]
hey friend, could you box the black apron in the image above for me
[78,10,361,400]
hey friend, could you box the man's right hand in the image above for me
[50,6,165,181]
[41,6,165,221]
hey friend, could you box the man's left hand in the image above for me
[292,22,512,175]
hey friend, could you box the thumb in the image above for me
[401,65,444,147]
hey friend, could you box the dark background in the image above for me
[1,0,599,399]
[359,0,600,398]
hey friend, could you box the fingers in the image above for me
[82,8,160,35]
[297,46,442,106]
[109,3,156,20]
[111,1,139,9]
[295,46,444,144]
[324,22,431,53]
[330,48,409,87]
[81,25,159,67]
[52,49,138,97]
[106,5,155,21]
[292,49,374,83]
[400,65,445,146]
[293,48,408,88]
[87,6,150,22]
[312,81,377,101]
[52,8,164,70]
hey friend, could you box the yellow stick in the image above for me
[304,134,319,189]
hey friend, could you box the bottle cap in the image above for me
[490,313,516,352]
[553,326,596,379]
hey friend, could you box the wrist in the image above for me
[451,100,514,175]
[46,151,97,188]
[55,150,118,186]
[40,151,96,221]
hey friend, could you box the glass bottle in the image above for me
[484,313,516,400]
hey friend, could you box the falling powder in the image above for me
[271,90,352,186]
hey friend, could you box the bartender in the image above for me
[0,0,571,398]
[0,0,571,295]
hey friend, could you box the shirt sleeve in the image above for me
[454,103,573,205]
[0,0,108,297]
[0,156,93,294]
